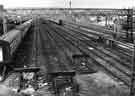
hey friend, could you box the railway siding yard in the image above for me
[0,18,132,96]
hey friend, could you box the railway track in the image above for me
[12,19,132,88]
[62,24,131,68]
[37,21,73,74]
[45,21,96,74]
[63,24,132,67]
[40,21,94,74]
[62,20,126,39]
[44,25,70,72]
[3,19,73,95]
[0,19,131,96]
[62,21,133,57]
[48,20,132,87]
[62,21,133,59]
[4,19,131,92]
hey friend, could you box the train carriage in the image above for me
[0,19,32,81]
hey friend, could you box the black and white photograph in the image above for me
[0,0,135,96]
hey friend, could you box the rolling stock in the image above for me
[0,19,32,81]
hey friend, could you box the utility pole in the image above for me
[69,0,72,8]
[0,5,4,35]
[69,0,72,21]
[130,0,135,94]
[130,40,135,96]
[126,0,134,42]
[3,10,7,34]
[0,5,7,35]
[127,8,133,42]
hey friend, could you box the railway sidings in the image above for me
[0,18,132,96]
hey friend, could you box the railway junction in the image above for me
[0,3,135,96]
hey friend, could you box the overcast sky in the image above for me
[0,0,134,8]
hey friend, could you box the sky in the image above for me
[0,0,134,8]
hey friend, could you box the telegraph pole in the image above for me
[69,0,72,21]
[130,0,133,43]
[0,5,7,35]
[130,40,135,96]
[69,0,72,8]
[0,5,4,35]
[3,10,7,34]
[126,0,134,42]
[130,0,135,94]
[127,8,133,42]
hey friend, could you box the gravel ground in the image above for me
[0,71,129,96]
[75,71,129,96]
